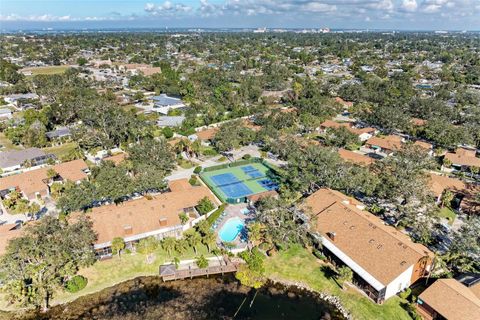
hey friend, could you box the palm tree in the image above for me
[202,231,216,253]
[173,256,180,269]
[247,222,264,246]
[441,190,454,208]
[195,255,209,269]
[162,237,176,257]
[174,238,188,255]
[185,231,201,254]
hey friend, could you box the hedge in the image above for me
[65,275,88,293]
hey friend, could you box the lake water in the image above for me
[8,276,345,320]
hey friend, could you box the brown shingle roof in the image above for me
[320,120,352,130]
[445,148,480,167]
[338,149,375,166]
[82,180,219,246]
[0,224,23,255]
[366,135,403,152]
[428,174,466,198]
[196,128,219,141]
[0,159,88,199]
[419,279,480,320]
[103,153,127,166]
[414,140,433,150]
[305,188,433,285]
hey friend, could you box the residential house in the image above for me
[46,126,71,140]
[103,153,127,166]
[444,147,480,171]
[414,141,434,156]
[416,278,480,320]
[0,148,56,172]
[365,135,404,155]
[304,188,433,303]
[0,159,89,201]
[157,116,185,128]
[151,94,186,115]
[3,93,39,107]
[428,173,480,214]
[80,179,219,258]
[320,120,375,141]
[0,108,12,121]
[349,127,377,142]
[319,120,353,132]
[338,149,375,166]
[188,127,219,145]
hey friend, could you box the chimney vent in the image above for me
[328,232,336,241]
[159,217,168,226]
[123,225,133,235]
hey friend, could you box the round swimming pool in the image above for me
[218,217,245,242]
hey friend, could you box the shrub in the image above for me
[202,149,218,156]
[193,166,202,174]
[313,249,327,261]
[65,275,88,293]
[399,287,412,300]
[189,176,198,186]
[196,197,215,215]
[242,154,251,160]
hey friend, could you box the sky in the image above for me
[1,0,479,31]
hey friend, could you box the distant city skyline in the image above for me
[1,0,480,31]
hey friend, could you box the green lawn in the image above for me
[21,65,70,76]
[265,245,413,320]
[7,243,212,309]
[0,133,22,151]
[43,142,78,160]
[438,207,456,225]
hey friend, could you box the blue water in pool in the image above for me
[219,217,245,242]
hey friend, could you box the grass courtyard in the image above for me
[265,245,413,320]
[20,65,70,76]
[438,207,457,225]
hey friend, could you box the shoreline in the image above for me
[1,274,350,319]
[268,276,352,320]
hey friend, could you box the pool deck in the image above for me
[212,204,255,250]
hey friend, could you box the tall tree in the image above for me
[0,216,96,310]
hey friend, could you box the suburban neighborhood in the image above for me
[0,3,479,319]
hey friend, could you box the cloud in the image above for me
[144,1,192,16]
[401,0,418,12]
[0,14,80,22]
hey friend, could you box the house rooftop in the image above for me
[0,148,49,169]
[338,149,375,166]
[195,128,219,141]
[366,135,403,152]
[0,159,89,199]
[445,147,480,167]
[304,188,433,286]
[152,94,183,106]
[419,279,480,320]
[0,223,23,255]
[80,179,219,246]
[428,173,466,198]
[46,126,71,139]
[157,116,185,127]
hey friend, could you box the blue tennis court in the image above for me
[219,182,253,198]
[247,171,264,179]
[257,179,278,191]
[211,173,239,186]
[240,165,257,173]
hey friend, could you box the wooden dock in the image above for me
[159,257,241,281]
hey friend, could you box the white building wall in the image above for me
[321,237,385,291]
[384,264,414,300]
